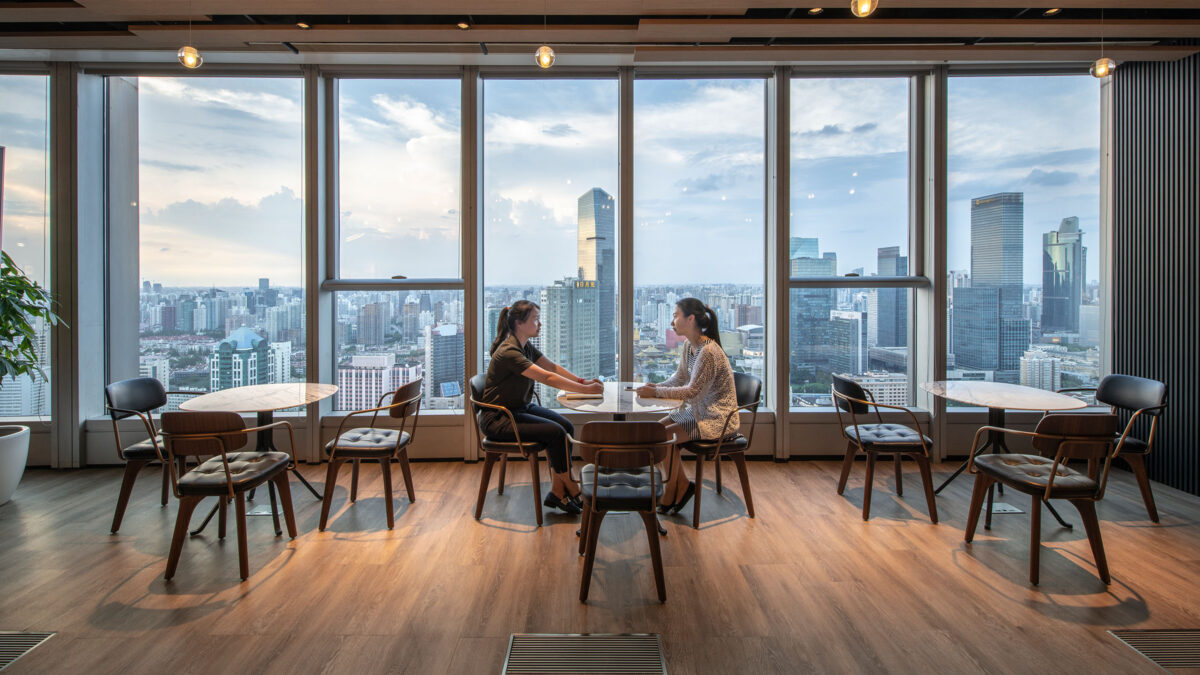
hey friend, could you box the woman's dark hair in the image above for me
[490,299,540,355]
[676,297,721,347]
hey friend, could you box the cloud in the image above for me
[138,77,301,125]
[541,123,579,137]
[141,158,203,173]
[676,174,723,193]
[1022,168,1079,187]
[798,123,845,138]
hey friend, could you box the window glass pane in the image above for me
[947,76,1101,396]
[334,290,463,411]
[483,79,618,406]
[136,77,304,406]
[0,74,51,417]
[789,288,911,407]
[633,79,766,389]
[790,78,910,266]
[338,79,461,279]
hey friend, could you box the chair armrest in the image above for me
[1056,387,1097,394]
[106,408,163,461]
[243,420,298,465]
[470,398,530,453]
[966,426,1039,472]
[855,399,931,456]
[161,431,237,499]
[165,390,204,397]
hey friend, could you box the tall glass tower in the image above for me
[577,187,616,377]
[1042,216,1085,333]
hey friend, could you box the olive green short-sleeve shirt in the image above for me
[482,334,544,410]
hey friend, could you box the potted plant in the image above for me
[0,249,61,505]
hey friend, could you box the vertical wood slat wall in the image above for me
[1113,53,1200,496]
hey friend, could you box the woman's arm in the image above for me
[522,363,603,394]
[651,346,719,400]
[656,347,690,388]
[535,355,600,385]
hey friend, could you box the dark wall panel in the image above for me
[1113,53,1200,496]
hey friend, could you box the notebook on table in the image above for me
[561,393,605,400]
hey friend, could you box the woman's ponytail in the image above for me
[702,306,722,346]
[675,297,722,348]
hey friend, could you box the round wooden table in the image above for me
[556,381,685,420]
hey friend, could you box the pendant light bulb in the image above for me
[1090,57,1115,79]
[850,0,878,17]
[535,44,555,69]
[177,45,203,69]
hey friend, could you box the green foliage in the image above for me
[0,250,63,382]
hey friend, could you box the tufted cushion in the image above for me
[481,438,545,454]
[1116,436,1149,455]
[326,428,409,457]
[845,423,931,449]
[974,453,1098,499]
[177,451,291,496]
[121,438,163,461]
[581,464,664,511]
[681,434,748,458]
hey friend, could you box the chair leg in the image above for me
[273,472,298,538]
[530,453,543,527]
[160,461,171,507]
[218,497,228,540]
[165,496,202,580]
[380,457,395,530]
[319,458,344,531]
[398,448,416,502]
[1029,494,1042,585]
[1124,455,1160,523]
[862,453,876,521]
[474,453,497,520]
[837,442,857,495]
[578,503,592,556]
[715,454,723,495]
[497,454,507,495]
[894,454,904,496]
[692,453,705,529]
[639,511,667,603]
[730,452,754,519]
[111,460,148,534]
[579,509,606,602]
[985,483,995,530]
[914,454,938,524]
[234,492,250,580]
[964,475,993,542]
[1071,499,1110,584]
[350,459,360,502]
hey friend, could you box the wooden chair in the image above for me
[103,377,199,533]
[1060,374,1167,522]
[570,421,675,603]
[832,374,938,523]
[468,374,551,527]
[160,411,298,581]
[319,378,421,531]
[677,372,762,529]
[964,413,1121,585]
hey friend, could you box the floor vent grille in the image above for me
[1110,629,1200,669]
[503,633,666,674]
[0,632,55,671]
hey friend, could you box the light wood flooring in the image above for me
[2,458,1199,674]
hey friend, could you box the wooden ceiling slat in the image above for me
[637,18,1200,41]
[634,43,1200,61]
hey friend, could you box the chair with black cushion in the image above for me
[677,372,762,529]
[964,413,1121,585]
[571,421,675,603]
[1060,375,1167,522]
[160,411,298,581]
[104,377,199,533]
[468,374,550,527]
[832,374,938,523]
[319,378,422,531]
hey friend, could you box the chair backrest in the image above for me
[1032,413,1119,460]
[105,377,167,420]
[1096,374,1167,416]
[734,372,762,410]
[388,377,423,419]
[468,373,486,405]
[161,411,248,458]
[831,374,869,415]
[576,421,671,470]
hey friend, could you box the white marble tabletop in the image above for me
[556,381,685,416]
[922,380,1087,411]
[179,383,339,413]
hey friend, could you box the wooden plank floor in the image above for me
[2,458,1199,674]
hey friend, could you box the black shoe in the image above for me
[568,493,583,510]
[670,482,696,515]
[544,492,582,515]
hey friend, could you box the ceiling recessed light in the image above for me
[1043,8,1062,16]
[296,22,310,29]
[457,21,471,30]
[808,7,824,15]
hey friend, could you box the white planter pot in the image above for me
[0,425,31,505]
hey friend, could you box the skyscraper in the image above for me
[358,301,388,346]
[789,237,819,261]
[209,326,270,391]
[876,246,908,348]
[577,187,616,377]
[789,244,837,373]
[539,278,599,402]
[1042,216,1085,333]
[829,310,867,375]
[970,192,1024,289]
[424,323,464,401]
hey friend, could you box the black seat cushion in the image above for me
[121,438,163,461]
[177,451,291,496]
[680,434,748,457]
[1116,436,1149,455]
[326,428,410,457]
[481,438,546,454]
[974,453,1098,499]
[581,464,664,511]
[845,423,931,450]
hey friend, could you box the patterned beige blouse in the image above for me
[654,337,739,441]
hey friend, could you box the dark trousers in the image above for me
[480,404,575,474]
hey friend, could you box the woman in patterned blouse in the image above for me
[635,298,739,513]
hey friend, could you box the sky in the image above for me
[0,71,1101,290]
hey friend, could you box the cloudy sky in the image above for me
[0,71,1100,290]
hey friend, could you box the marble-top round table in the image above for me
[556,381,685,420]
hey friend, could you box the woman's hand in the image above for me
[585,381,604,395]
[635,383,657,397]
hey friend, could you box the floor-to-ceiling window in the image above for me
[0,74,51,418]
[946,75,1102,399]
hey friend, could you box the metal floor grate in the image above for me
[1110,630,1200,669]
[504,633,666,674]
[0,632,55,671]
